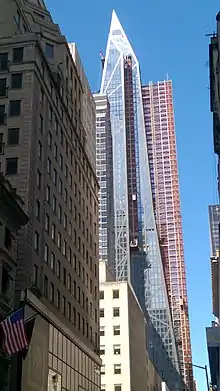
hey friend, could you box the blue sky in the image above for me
[46,0,219,389]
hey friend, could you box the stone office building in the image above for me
[0,0,101,390]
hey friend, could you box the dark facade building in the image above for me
[0,0,101,390]
[0,173,28,390]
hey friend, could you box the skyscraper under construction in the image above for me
[100,10,179,370]
[142,80,193,390]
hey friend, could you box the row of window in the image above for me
[0,73,23,96]
[100,344,121,356]
[100,325,120,336]
[101,385,121,391]
[0,47,24,70]
[101,363,121,375]
[43,273,98,347]
[34,230,97,301]
[36,168,98,263]
[100,289,119,300]
[42,256,98,322]
[0,100,21,123]
[100,307,120,318]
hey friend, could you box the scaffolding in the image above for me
[142,80,193,390]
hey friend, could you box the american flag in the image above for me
[0,308,28,355]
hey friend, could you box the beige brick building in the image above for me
[0,0,100,390]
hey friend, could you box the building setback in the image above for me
[94,93,115,274]
[142,80,193,389]
[0,0,100,389]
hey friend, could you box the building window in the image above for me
[101,365,105,375]
[13,47,24,63]
[52,195,56,212]
[113,290,119,299]
[100,290,104,300]
[63,296,66,316]
[0,78,7,97]
[57,232,61,249]
[67,274,71,291]
[47,130,52,145]
[63,240,67,256]
[54,143,57,159]
[6,157,18,175]
[11,73,22,89]
[57,289,61,309]
[114,364,121,375]
[50,252,55,271]
[47,158,51,175]
[33,264,38,286]
[114,345,121,355]
[77,312,80,330]
[113,307,120,317]
[0,53,8,70]
[0,105,5,124]
[100,326,105,336]
[35,199,40,220]
[34,231,39,252]
[45,214,49,233]
[63,267,66,286]
[58,205,62,221]
[113,325,120,335]
[56,260,61,279]
[44,244,49,264]
[59,179,63,195]
[49,283,54,303]
[44,275,48,298]
[38,141,42,161]
[46,186,50,203]
[45,43,54,58]
[0,133,3,154]
[53,169,57,185]
[100,345,105,355]
[101,386,106,391]
[40,115,43,132]
[7,128,19,145]
[67,301,71,321]
[68,221,72,237]
[64,213,67,230]
[51,223,56,241]
[37,170,41,189]
[9,100,21,116]
[114,385,122,391]
[100,308,104,317]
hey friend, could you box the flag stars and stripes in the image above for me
[0,308,28,355]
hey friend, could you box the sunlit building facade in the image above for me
[142,81,193,389]
[94,93,115,273]
[100,10,179,368]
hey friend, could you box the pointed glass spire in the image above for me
[101,11,179,369]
